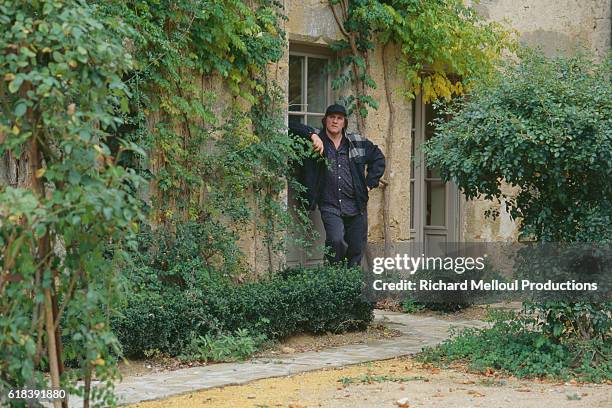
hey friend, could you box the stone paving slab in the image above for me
[66,311,486,407]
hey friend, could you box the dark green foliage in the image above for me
[525,301,612,345]
[417,309,612,382]
[424,50,612,242]
[112,263,374,358]
[411,268,486,312]
[400,296,424,313]
[424,52,612,381]
[133,222,243,278]
[421,50,611,376]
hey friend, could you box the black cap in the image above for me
[325,103,347,117]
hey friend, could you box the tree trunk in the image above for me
[29,132,62,408]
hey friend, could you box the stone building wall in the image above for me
[281,0,611,254]
[473,0,611,57]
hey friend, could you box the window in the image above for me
[424,103,446,227]
[288,53,329,128]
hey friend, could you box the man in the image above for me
[290,103,385,267]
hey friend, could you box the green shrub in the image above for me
[423,50,611,242]
[111,263,374,358]
[417,309,612,382]
[111,289,222,357]
[422,50,611,361]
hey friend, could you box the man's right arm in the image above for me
[288,122,324,155]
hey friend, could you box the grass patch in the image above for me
[416,310,611,383]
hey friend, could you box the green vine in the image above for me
[329,0,516,124]
[98,0,310,275]
[1,0,307,405]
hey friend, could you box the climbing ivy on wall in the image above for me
[98,0,307,273]
[329,0,515,125]
[1,0,301,405]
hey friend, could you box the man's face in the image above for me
[325,113,345,136]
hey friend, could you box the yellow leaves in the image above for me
[263,23,276,36]
[421,73,464,103]
[35,168,46,179]
[91,358,105,366]
[4,73,15,81]
[422,77,436,103]
[235,116,260,147]
[229,68,243,85]
[453,81,464,95]
[433,73,452,100]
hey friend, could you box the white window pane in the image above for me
[426,180,445,226]
[289,56,303,112]
[306,115,324,129]
[307,57,327,113]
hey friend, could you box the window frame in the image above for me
[288,50,332,128]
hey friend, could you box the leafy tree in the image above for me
[424,50,611,242]
[424,50,611,360]
[0,0,142,405]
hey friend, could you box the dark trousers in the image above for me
[320,210,367,268]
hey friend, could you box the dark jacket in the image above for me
[289,122,386,212]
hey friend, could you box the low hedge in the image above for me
[112,264,374,357]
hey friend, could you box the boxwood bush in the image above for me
[111,263,374,357]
